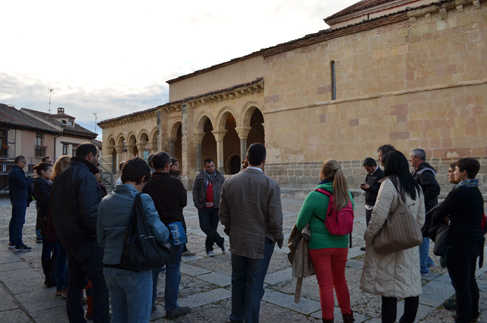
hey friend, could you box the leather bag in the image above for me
[373,191,423,254]
[120,193,175,270]
[429,220,450,257]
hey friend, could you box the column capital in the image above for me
[235,126,252,140]
[125,144,135,154]
[148,141,157,153]
[193,132,206,144]
[211,130,227,142]
[136,143,146,152]
[114,145,124,154]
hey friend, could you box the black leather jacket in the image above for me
[192,169,225,209]
[51,157,102,246]
[412,162,440,237]
[364,167,385,206]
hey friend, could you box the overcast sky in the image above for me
[1,0,357,139]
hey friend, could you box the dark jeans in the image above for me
[64,239,110,323]
[447,243,481,323]
[42,241,68,292]
[381,296,419,323]
[152,244,184,311]
[230,238,275,323]
[365,208,372,227]
[10,199,27,247]
[198,208,224,253]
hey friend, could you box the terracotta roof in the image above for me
[21,108,97,138]
[99,78,264,126]
[0,104,59,133]
[325,0,394,21]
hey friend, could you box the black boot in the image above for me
[46,256,57,288]
[41,258,52,286]
[343,310,355,323]
[322,318,334,323]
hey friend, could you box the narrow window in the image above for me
[331,61,337,100]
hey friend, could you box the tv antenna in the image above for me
[48,88,54,114]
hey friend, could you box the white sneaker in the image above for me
[207,251,215,257]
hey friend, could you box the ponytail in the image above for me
[33,162,52,176]
[320,159,351,210]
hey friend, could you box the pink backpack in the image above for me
[314,189,354,246]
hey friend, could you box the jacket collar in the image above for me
[114,184,139,196]
[69,157,99,175]
[152,171,169,177]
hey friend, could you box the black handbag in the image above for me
[429,220,450,257]
[120,193,175,270]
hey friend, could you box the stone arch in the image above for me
[170,120,182,139]
[150,127,158,152]
[241,100,265,127]
[195,111,216,133]
[138,129,150,143]
[127,132,137,145]
[116,133,126,146]
[215,106,240,130]
[106,135,116,148]
[224,148,241,175]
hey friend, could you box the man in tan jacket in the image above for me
[219,143,284,323]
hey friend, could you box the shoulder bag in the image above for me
[373,188,423,254]
[121,193,175,270]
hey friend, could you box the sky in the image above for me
[0,0,358,139]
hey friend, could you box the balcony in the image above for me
[35,145,47,157]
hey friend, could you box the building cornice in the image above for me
[98,108,158,129]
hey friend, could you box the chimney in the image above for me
[57,107,65,114]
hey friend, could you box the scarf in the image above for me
[455,179,479,189]
[204,170,217,186]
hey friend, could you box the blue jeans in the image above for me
[64,239,110,323]
[198,208,224,253]
[42,241,68,292]
[152,244,183,311]
[10,199,27,247]
[419,237,434,274]
[447,243,481,323]
[104,267,153,323]
[230,238,275,323]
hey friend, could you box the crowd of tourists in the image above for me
[6,141,485,323]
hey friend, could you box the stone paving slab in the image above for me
[397,303,435,322]
[419,280,456,307]
[197,272,231,287]
[264,267,293,285]
[30,306,68,323]
[0,261,29,273]
[0,284,19,312]
[15,288,65,313]
[309,308,370,322]
[180,263,211,276]
[262,289,321,315]
[0,309,32,323]
[178,288,231,308]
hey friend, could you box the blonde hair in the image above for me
[51,155,71,181]
[319,159,350,210]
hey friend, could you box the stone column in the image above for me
[148,141,157,153]
[114,145,124,173]
[136,142,146,157]
[193,132,206,170]
[235,126,252,161]
[211,130,227,173]
[156,110,162,151]
[168,138,177,157]
[126,144,135,157]
[68,144,73,156]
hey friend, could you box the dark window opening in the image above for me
[331,61,336,100]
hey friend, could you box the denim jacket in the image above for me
[97,184,170,265]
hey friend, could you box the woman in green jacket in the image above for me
[296,159,354,323]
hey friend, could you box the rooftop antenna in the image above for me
[48,88,54,114]
[94,113,98,135]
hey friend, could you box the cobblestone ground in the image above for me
[0,192,486,322]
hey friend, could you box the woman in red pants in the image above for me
[296,159,354,323]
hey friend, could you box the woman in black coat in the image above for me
[432,158,485,323]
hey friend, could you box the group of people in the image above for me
[7,141,485,323]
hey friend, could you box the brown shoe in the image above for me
[342,310,355,323]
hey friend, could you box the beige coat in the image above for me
[287,224,314,303]
[219,168,284,259]
[360,178,425,298]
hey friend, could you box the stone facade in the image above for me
[99,0,487,193]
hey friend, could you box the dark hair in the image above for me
[119,161,125,171]
[33,162,53,176]
[147,153,155,167]
[383,151,420,200]
[121,157,151,185]
[41,156,51,162]
[449,162,456,170]
[152,151,170,169]
[76,143,98,159]
[204,158,214,165]
[170,158,178,165]
[14,155,26,163]
[363,157,377,167]
[411,148,426,161]
[377,144,396,156]
[247,143,266,166]
[455,158,480,179]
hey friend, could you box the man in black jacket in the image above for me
[142,151,190,319]
[410,148,440,275]
[8,155,34,251]
[51,143,109,323]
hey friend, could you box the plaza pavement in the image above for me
[0,192,486,323]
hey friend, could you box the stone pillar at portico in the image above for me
[168,138,177,157]
[136,142,146,157]
[235,126,252,161]
[114,145,124,173]
[211,130,227,173]
[193,132,206,170]
[148,141,157,153]
[126,144,135,157]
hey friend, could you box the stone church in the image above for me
[98,0,487,195]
